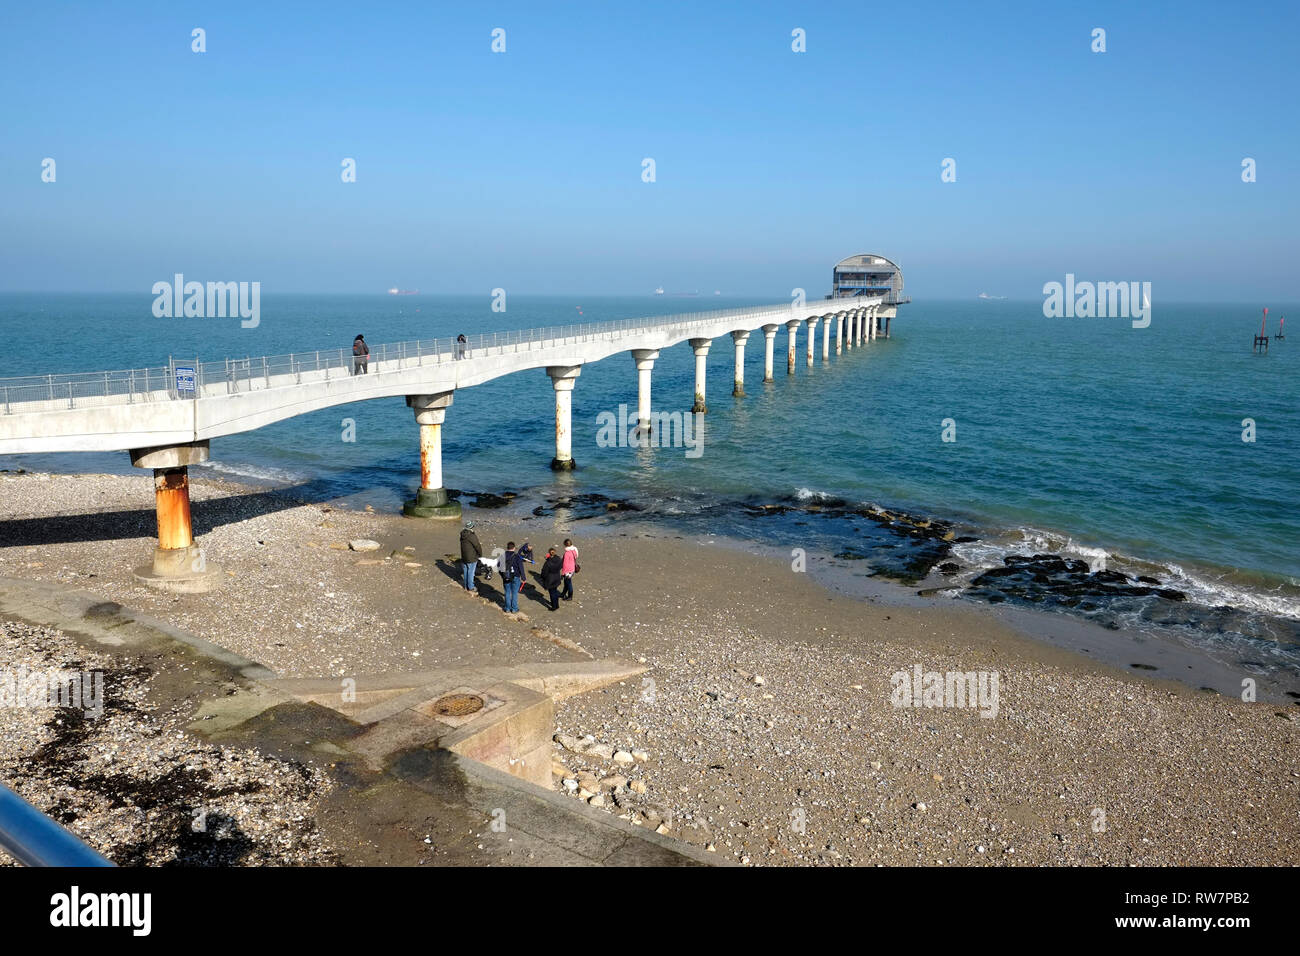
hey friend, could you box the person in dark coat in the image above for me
[539,547,564,611]
[352,334,370,374]
[459,521,483,592]
[500,542,524,613]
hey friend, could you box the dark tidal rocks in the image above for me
[967,553,1187,608]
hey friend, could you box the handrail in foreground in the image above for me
[0,783,115,867]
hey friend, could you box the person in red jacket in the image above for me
[560,538,579,601]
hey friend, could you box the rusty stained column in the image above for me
[546,365,581,469]
[129,441,222,592]
[804,316,818,368]
[403,392,461,518]
[153,467,194,551]
[785,320,800,375]
[821,313,832,363]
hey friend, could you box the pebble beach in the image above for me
[1,470,1297,866]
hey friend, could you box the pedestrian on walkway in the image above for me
[459,521,482,592]
[560,538,579,601]
[540,547,564,611]
[352,334,370,374]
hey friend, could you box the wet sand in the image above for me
[2,471,1298,865]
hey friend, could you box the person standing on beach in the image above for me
[459,521,483,592]
[560,538,579,601]
[352,334,370,375]
[500,541,524,613]
[540,547,564,611]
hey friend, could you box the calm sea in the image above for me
[2,293,1297,680]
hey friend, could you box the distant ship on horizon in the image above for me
[653,286,664,295]
[978,292,1007,300]
[387,288,418,296]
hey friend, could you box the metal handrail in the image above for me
[0,783,115,867]
[0,300,825,413]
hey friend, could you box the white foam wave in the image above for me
[198,459,309,487]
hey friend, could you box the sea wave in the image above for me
[951,525,1300,623]
[197,459,310,488]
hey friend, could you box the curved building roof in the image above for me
[832,254,904,299]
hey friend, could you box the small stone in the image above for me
[612,750,635,767]
[553,733,585,753]
[914,802,927,812]
[562,778,579,792]
[600,775,628,790]
[870,761,882,770]
[631,749,650,763]
[587,743,614,760]
[587,794,605,807]
[753,676,765,686]
[629,780,647,795]
[348,539,381,552]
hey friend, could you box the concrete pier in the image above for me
[129,441,223,593]
[632,349,659,433]
[804,316,818,368]
[403,392,462,517]
[835,313,844,355]
[689,338,710,413]
[730,330,749,397]
[822,313,832,363]
[762,324,778,382]
[785,320,800,375]
[546,366,581,470]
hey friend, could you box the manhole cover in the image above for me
[431,693,484,717]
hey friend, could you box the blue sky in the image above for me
[1,0,1297,299]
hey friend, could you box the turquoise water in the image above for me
[2,293,1298,666]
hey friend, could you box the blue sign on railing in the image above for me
[175,366,196,396]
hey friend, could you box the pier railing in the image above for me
[0,301,803,414]
[0,782,115,867]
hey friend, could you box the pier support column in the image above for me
[821,313,831,363]
[856,309,866,345]
[762,324,778,382]
[785,320,800,375]
[805,317,818,368]
[869,307,878,342]
[835,313,844,354]
[546,366,581,470]
[403,392,462,518]
[730,330,750,397]
[886,310,893,339]
[846,311,855,351]
[130,441,223,593]
[689,338,710,413]
[632,349,660,433]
